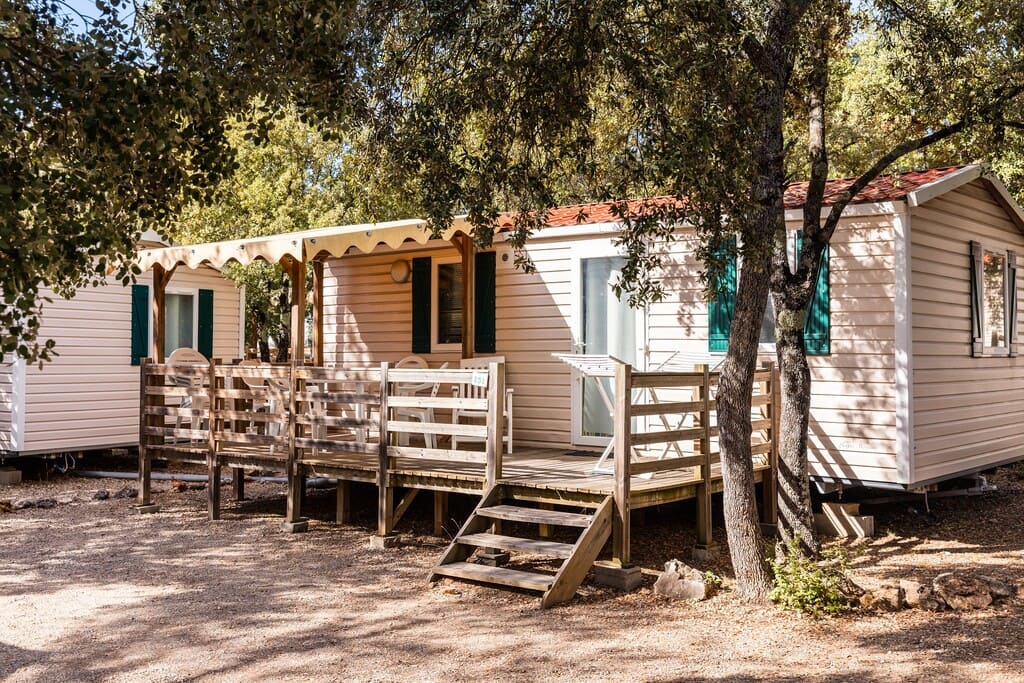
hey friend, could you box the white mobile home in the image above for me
[130,164,1024,491]
[0,245,243,457]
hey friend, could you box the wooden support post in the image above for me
[336,480,351,524]
[282,359,308,532]
[135,358,159,513]
[538,502,553,539]
[433,491,448,536]
[207,358,221,521]
[612,362,632,567]
[312,260,324,367]
[761,362,780,527]
[232,467,245,501]
[288,258,306,365]
[695,364,714,549]
[485,360,505,489]
[372,361,397,547]
[460,235,476,359]
[151,264,175,363]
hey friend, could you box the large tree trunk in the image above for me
[773,300,819,554]
[718,263,775,601]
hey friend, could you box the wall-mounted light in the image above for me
[390,259,411,284]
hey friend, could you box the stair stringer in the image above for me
[540,495,613,608]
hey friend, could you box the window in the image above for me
[433,258,463,349]
[165,292,196,351]
[970,241,1018,357]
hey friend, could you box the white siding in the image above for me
[910,179,1024,483]
[0,355,16,452]
[324,217,901,474]
[17,267,242,454]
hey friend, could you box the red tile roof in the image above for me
[497,165,966,229]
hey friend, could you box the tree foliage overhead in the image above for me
[0,0,248,362]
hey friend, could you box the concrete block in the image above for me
[691,545,720,563]
[133,504,160,515]
[476,551,510,567]
[369,534,399,549]
[281,519,309,533]
[0,468,22,485]
[814,502,875,538]
[592,561,643,591]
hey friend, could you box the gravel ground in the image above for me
[1,464,1023,682]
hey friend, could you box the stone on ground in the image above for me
[933,572,993,610]
[654,559,715,601]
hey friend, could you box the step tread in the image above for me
[433,561,554,592]
[477,504,593,528]
[457,532,576,559]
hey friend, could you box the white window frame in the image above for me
[981,246,1011,357]
[431,256,463,352]
[162,287,200,352]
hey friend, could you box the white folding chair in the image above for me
[167,347,209,435]
[451,356,513,453]
[394,357,448,448]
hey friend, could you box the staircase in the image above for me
[429,484,613,608]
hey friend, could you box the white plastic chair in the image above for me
[394,356,448,448]
[451,356,513,453]
[166,347,209,434]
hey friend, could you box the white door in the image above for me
[570,250,646,447]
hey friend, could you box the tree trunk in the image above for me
[718,262,775,601]
[773,300,819,554]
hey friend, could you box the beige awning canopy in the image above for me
[137,217,475,272]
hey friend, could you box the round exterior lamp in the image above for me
[390,259,411,284]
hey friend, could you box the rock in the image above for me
[933,572,993,610]
[112,486,137,500]
[978,575,1017,601]
[654,559,714,601]
[900,580,923,608]
[0,500,12,513]
[860,584,904,611]
[55,494,77,505]
[33,498,57,509]
[92,489,110,500]
[13,499,35,510]
[170,480,188,493]
[917,585,946,612]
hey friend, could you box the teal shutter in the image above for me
[197,289,214,359]
[131,284,149,366]
[411,257,432,353]
[475,251,497,353]
[797,232,831,355]
[708,237,736,353]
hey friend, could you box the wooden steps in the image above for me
[429,484,613,607]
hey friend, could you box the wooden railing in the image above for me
[609,362,779,566]
[138,358,507,490]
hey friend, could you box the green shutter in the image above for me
[131,284,149,366]
[197,289,214,359]
[475,251,497,353]
[797,232,831,355]
[708,237,736,353]
[411,257,432,353]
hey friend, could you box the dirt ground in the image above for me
[2,463,1023,683]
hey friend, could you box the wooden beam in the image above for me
[695,365,714,549]
[151,264,175,363]
[312,260,324,367]
[461,235,476,359]
[288,258,306,364]
[612,363,632,566]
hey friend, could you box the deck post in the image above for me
[288,257,306,364]
[485,361,505,488]
[695,364,715,550]
[282,359,308,532]
[232,468,245,501]
[336,480,351,523]
[151,264,175,363]
[207,358,221,521]
[312,260,325,367]
[135,358,159,513]
[372,361,397,547]
[433,491,448,536]
[611,362,632,567]
[761,362,780,528]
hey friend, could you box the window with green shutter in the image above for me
[197,289,214,358]
[411,257,432,353]
[708,237,736,353]
[797,232,831,356]
[475,251,497,353]
[130,284,149,366]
